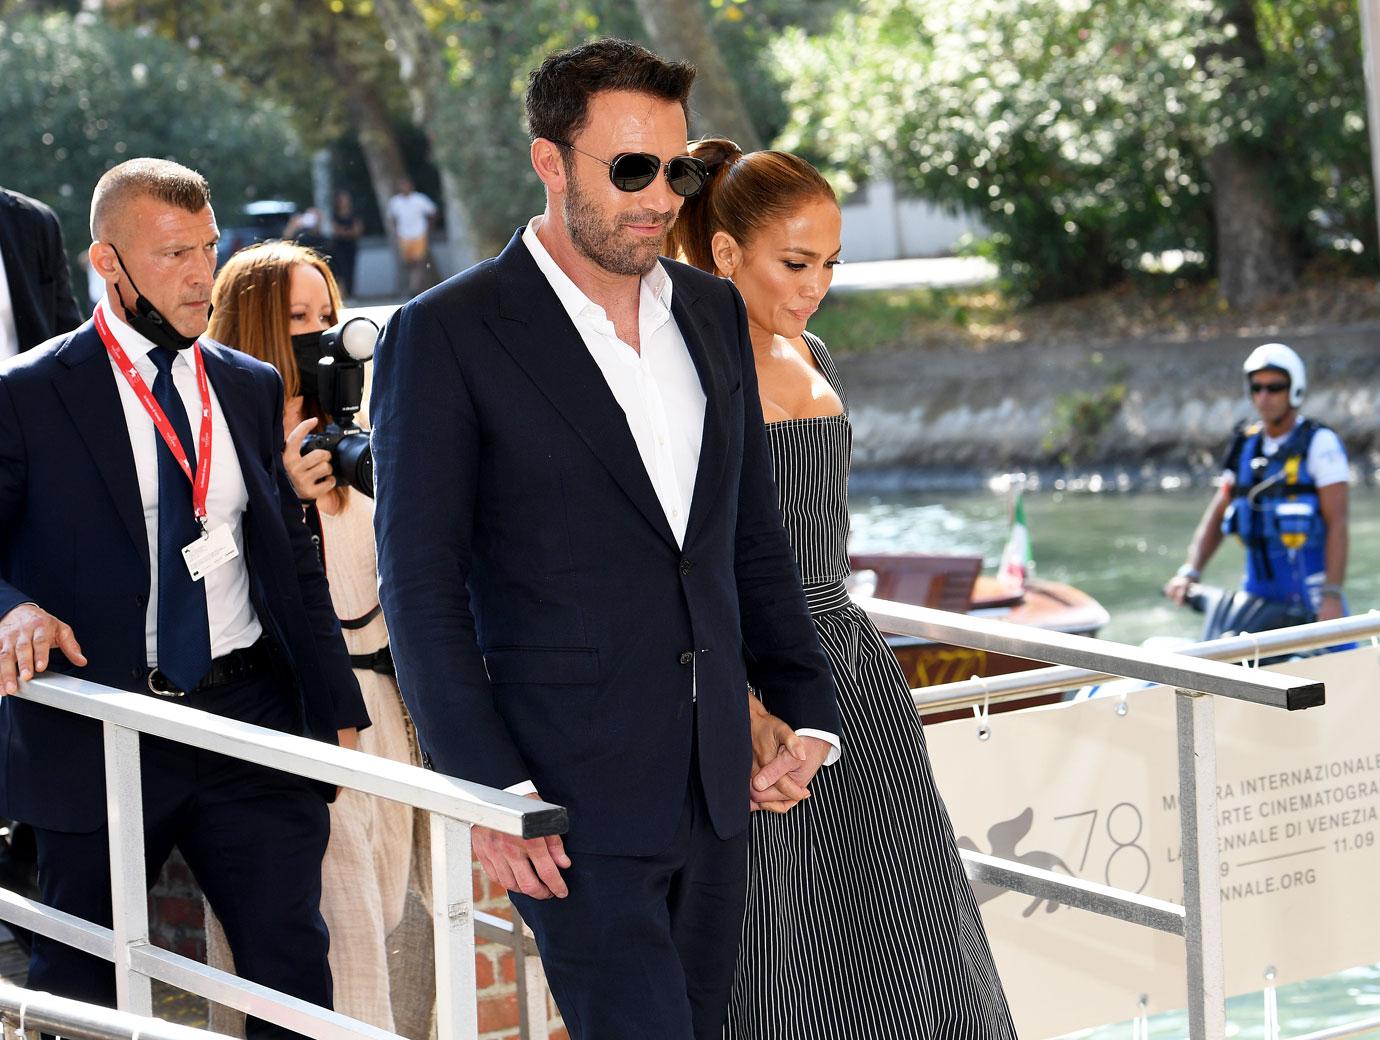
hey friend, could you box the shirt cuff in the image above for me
[796,729,841,766]
[504,780,538,797]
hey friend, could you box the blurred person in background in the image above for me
[206,241,433,1038]
[0,184,81,357]
[385,177,436,298]
[328,190,364,300]
[1163,342,1349,636]
[669,140,1017,1040]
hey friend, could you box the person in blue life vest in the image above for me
[1163,342,1350,632]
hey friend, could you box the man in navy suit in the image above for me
[372,39,841,1039]
[0,158,367,1038]
[0,185,81,358]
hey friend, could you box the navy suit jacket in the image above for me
[371,230,840,856]
[0,321,367,832]
[0,188,81,352]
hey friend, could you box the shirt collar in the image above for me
[522,217,674,326]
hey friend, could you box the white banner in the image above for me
[924,645,1380,1038]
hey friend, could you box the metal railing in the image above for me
[858,596,1327,1040]
[0,672,567,1040]
[907,610,1380,714]
[1,605,1361,1040]
[0,981,220,1040]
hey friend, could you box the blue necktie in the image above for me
[149,346,211,691]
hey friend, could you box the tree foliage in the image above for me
[0,12,310,260]
[774,0,1372,303]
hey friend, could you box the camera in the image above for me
[301,316,380,497]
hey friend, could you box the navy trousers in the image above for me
[28,673,332,1040]
[511,758,748,1040]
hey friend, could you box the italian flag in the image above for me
[998,491,1033,591]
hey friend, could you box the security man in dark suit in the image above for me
[0,185,81,357]
[0,159,368,1039]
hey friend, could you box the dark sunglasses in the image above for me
[552,140,708,197]
[1249,381,1290,395]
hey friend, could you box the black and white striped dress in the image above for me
[725,333,1018,1040]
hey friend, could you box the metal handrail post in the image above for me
[1176,690,1226,1040]
[102,722,152,1017]
[432,816,479,1040]
[515,918,549,1039]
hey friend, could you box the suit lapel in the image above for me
[488,233,679,548]
[199,342,274,507]
[53,323,150,570]
[671,271,731,548]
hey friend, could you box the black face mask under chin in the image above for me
[291,331,325,399]
[110,245,206,353]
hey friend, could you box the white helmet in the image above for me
[1243,342,1306,408]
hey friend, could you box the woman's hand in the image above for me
[284,418,335,501]
[747,694,810,814]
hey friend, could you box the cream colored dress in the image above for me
[206,491,435,1038]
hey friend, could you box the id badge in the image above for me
[182,524,239,581]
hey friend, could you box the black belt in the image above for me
[146,639,273,698]
[349,644,395,677]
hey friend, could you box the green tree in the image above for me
[0,12,310,265]
[775,0,1371,306]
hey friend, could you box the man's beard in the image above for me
[564,169,673,277]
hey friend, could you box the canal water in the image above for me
[849,481,1380,1039]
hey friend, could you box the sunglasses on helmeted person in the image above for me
[1249,381,1290,395]
[551,140,709,197]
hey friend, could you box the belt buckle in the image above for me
[146,669,187,698]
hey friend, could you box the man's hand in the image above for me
[750,722,832,815]
[748,696,808,813]
[284,418,335,501]
[473,791,571,900]
[1163,574,1193,606]
[0,603,86,695]
[336,727,359,751]
[1317,595,1345,623]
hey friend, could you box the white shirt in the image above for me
[387,192,437,240]
[99,297,262,665]
[0,244,16,361]
[506,221,838,795]
[522,219,704,545]
[1222,414,1350,489]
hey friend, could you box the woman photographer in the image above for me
[205,241,432,1036]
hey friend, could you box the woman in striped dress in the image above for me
[668,141,1018,1040]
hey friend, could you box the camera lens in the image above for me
[334,430,374,497]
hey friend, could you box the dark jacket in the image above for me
[0,188,81,352]
[371,230,840,856]
[0,322,367,831]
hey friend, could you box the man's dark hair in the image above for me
[525,38,696,147]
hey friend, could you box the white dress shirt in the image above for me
[0,245,16,361]
[99,297,262,665]
[523,219,704,546]
[501,222,837,797]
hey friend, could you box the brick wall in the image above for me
[147,853,568,1040]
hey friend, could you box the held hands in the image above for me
[474,792,571,900]
[0,603,86,695]
[284,418,335,502]
[747,696,830,813]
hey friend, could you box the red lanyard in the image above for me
[95,304,214,529]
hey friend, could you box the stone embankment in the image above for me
[834,322,1380,485]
